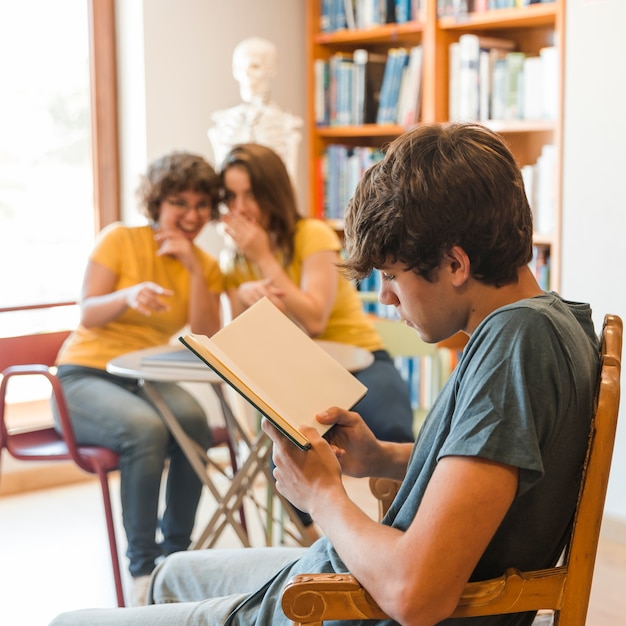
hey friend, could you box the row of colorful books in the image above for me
[315,45,422,128]
[448,34,558,122]
[438,0,554,16]
[318,145,384,220]
[396,352,443,410]
[321,0,425,33]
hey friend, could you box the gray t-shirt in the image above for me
[228,294,600,626]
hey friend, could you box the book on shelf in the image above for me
[343,0,356,29]
[321,0,349,32]
[323,145,383,219]
[449,41,461,121]
[179,297,368,451]
[395,0,412,22]
[534,144,556,236]
[458,34,481,121]
[478,48,491,121]
[522,55,543,120]
[376,47,409,124]
[490,57,507,120]
[522,144,556,238]
[521,162,536,217]
[452,34,515,122]
[352,49,388,125]
[504,51,526,120]
[396,44,423,127]
[540,46,558,120]
[412,0,426,20]
[329,52,354,127]
[314,59,330,126]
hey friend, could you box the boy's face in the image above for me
[377,260,466,344]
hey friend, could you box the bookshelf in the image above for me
[306,0,564,291]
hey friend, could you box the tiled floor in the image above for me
[0,471,624,625]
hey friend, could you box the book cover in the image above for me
[396,44,423,127]
[314,58,329,126]
[352,49,387,125]
[375,49,399,124]
[180,298,368,450]
[490,58,507,120]
[540,46,558,120]
[329,52,353,126]
[504,51,526,120]
[448,41,461,120]
[458,34,516,122]
[522,55,543,120]
[458,33,481,121]
[377,47,409,124]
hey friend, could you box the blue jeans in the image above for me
[55,366,212,577]
[352,349,415,443]
[49,547,306,625]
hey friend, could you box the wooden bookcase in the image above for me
[305,0,564,290]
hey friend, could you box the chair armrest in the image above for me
[281,573,388,623]
[368,476,401,519]
[281,567,568,624]
[0,364,79,453]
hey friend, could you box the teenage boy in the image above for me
[51,123,599,626]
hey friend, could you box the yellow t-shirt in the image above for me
[57,223,223,370]
[222,218,383,352]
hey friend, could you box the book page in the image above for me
[181,333,311,448]
[181,298,367,449]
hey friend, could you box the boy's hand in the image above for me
[263,418,343,515]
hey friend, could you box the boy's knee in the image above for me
[149,551,193,604]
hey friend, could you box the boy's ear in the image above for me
[446,246,471,286]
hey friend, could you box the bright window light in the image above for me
[0,1,95,318]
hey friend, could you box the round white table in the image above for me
[107,340,373,549]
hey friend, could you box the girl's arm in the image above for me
[80,260,173,328]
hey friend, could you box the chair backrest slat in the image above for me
[559,314,622,621]
[0,331,70,372]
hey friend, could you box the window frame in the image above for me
[89,0,120,233]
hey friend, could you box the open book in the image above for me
[179,297,367,450]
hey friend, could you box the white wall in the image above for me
[115,0,307,243]
[561,0,626,528]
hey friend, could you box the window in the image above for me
[0,0,118,335]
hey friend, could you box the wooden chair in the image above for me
[282,313,622,626]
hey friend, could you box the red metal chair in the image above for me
[1,330,247,607]
[0,330,126,606]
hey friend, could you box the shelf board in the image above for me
[314,120,554,139]
[484,119,556,133]
[439,4,556,31]
[314,21,424,46]
[314,124,406,139]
